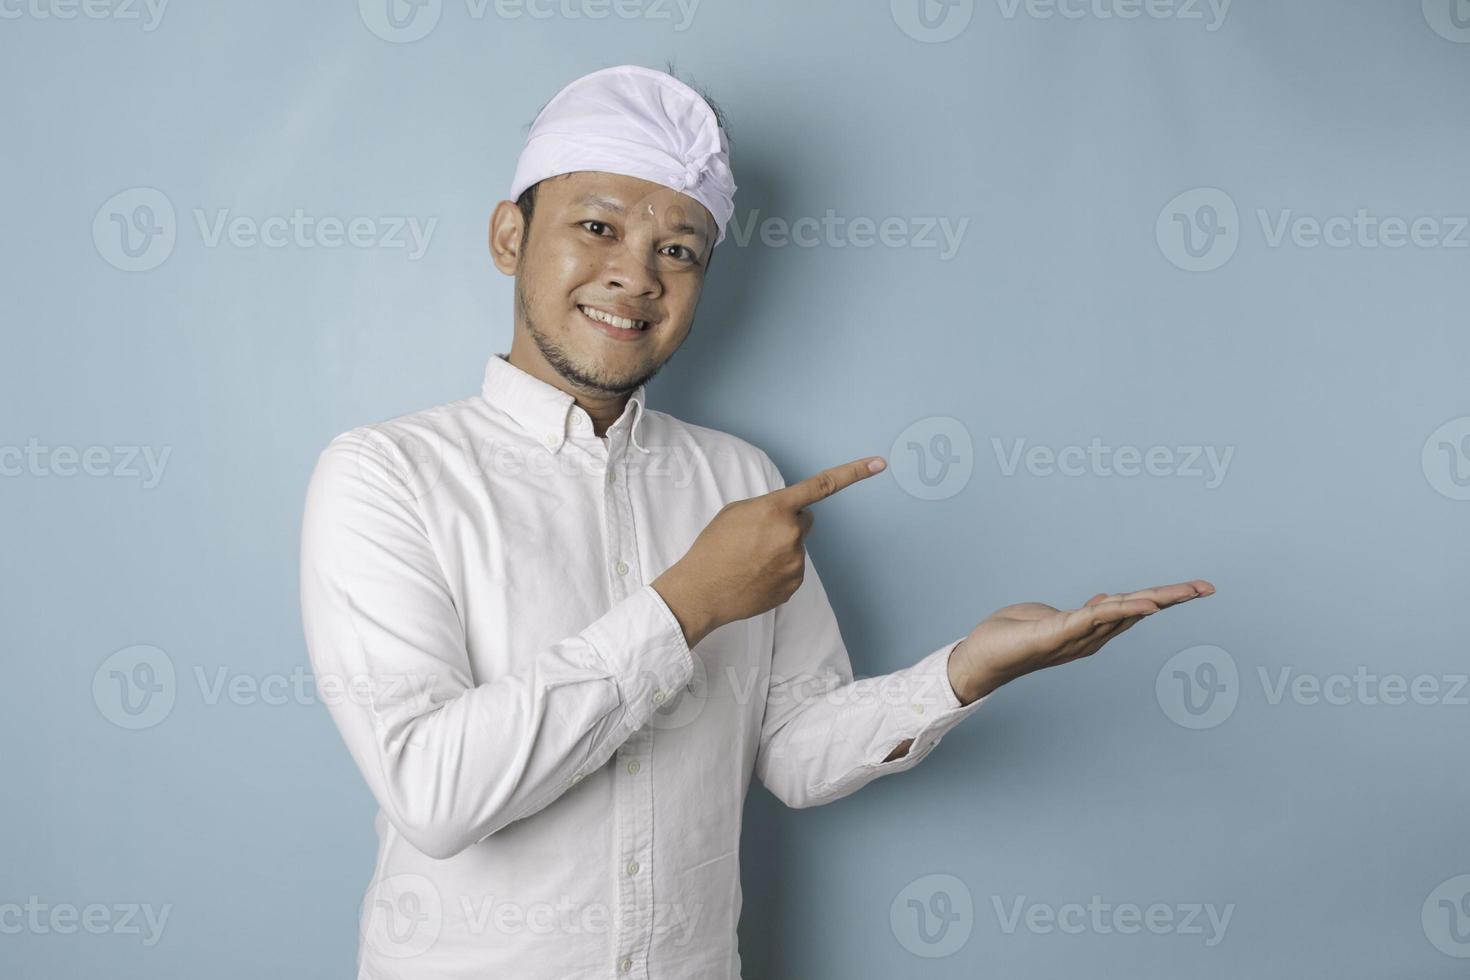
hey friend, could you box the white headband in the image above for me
[509,65,737,247]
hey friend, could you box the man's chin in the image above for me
[550,344,653,397]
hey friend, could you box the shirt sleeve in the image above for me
[752,452,990,809]
[299,429,693,860]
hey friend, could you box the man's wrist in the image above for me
[651,569,717,649]
[946,639,1009,706]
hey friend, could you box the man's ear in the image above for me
[488,200,526,275]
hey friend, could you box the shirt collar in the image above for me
[481,352,650,455]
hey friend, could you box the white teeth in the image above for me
[580,306,645,331]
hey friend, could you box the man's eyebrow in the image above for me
[572,193,709,240]
[574,193,627,215]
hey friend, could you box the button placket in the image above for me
[613,734,654,979]
[606,436,655,979]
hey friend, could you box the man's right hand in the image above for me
[651,456,887,648]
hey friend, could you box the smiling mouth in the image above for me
[578,305,650,332]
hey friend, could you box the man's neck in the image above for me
[507,332,630,438]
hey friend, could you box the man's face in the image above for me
[493,170,716,398]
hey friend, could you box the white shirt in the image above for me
[299,351,988,979]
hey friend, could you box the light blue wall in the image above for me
[4,1,1468,976]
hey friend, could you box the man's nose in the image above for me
[602,240,662,296]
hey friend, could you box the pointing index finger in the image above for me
[771,457,886,510]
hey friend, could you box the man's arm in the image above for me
[752,549,988,807]
[653,448,1215,807]
[744,453,987,806]
[299,428,692,860]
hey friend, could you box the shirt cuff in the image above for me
[870,637,991,770]
[581,583,695,728]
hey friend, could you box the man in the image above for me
[299,63,1213,979]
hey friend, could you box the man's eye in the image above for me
[581,220,613,236]
[663,245,696,262]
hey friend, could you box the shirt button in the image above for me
[543,434,557,447]
[626,760,640,775]
[607,470,616,485]
[614,560,629,576]
[571,414,584,427]
[652,690,666,705]
[619,957,632,973]
[911,704,925,715]
[626,860,639,876]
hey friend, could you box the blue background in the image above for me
[4,0,1469,976]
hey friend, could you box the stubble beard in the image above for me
[516,283,671,398]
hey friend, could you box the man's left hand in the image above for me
[945,580,1216,705]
